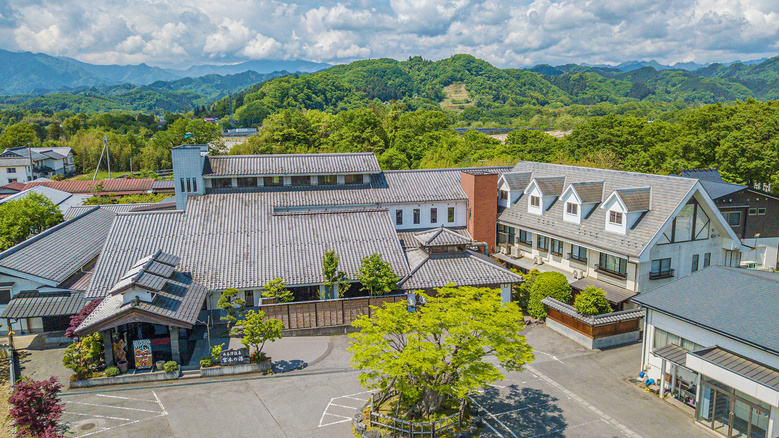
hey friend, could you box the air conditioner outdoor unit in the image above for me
[500,246,509,255]
[533,256,544,265]
[572,269,585,279]
[510,246,523,259]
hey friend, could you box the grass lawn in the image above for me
[67,171,134,181]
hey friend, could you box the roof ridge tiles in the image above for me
[514,161,699,182]
[211,152,375,158]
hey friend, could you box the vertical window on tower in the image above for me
[447,207,455,223]
[180,178,185,192]
[413,209,420,225]
[186,178,192,192]
[430,208,437,224]
[192,178,197,192]
[396,210,403,226]
[703,253,711,268]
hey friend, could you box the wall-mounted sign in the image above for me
[220,348,249,366]
[133,339,153,369]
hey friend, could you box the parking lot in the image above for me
[58,327,710,438]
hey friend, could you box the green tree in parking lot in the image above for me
[232,310,284,357]
[527,272,572,320]
[349,286,534,420]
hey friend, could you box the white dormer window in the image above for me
[530,195,540,207]
[566,202,578,215]
[609,211,623,225]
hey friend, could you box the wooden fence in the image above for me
[547,307,640,339]
[258,294,406,330]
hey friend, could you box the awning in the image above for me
[492,252,576,282]
[571,277,637,305]
[652,344,690,368]
[688,347,779,394]
[0,291,85,319]
[0,282,14,287]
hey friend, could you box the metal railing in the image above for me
[594,264,627,279]
[369,411,462,438]
[649,269,675,280]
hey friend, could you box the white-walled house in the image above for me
[0,156,32,185]
[633,267,779,438]
[2,147,75,179]
[494,162,743,309]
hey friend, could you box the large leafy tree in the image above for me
[0,123,40,149]
[8,377,64,438]
[62,333,103,380]
[349,286,534,419]
[0,192,63,251]
[357,253,398,296]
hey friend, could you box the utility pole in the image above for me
[105,135,111,179]
[27,142,33,181]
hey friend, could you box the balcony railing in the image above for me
[594,264,627,279]
[649,269,675,280]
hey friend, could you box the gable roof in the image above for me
[529,176,566,196]
[611,187,651,212]
[0,207,116,285]
[203,153,381,176]
[500,172,533,191]
[24,179,154,195]
[0,291,85,319]
[499,162,700,258]
[397,227,470,249]
[413,226,473,246]
[64,203,159,220]
[568,181,604,203]
[632,266,779,355]
[398,249,522,290]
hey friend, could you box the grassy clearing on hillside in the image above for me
[440,83,474,112]
[67,171,133,181]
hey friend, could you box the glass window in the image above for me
[214,178,232,188]
[566,202,578,215]
[319,175,337,185]
[599,253,627,277]
[430,208,437,224]
[758,208,766,215]
[7,178,15,183]
[264,176,283,187]
[180,178,185,192]
[0,289,10,305]
[530,195,540,207]
[238,177,258,187]
[291,176,311,186]
[519,230,532,246]
[749,208,757,215]
[192,178,197,192]
[675,203,695,241]
[186,178,191,192]
[447,207,455,222]
[703,253,711,268]
[345,174,362,185]
[651,258,672,276]
[413,208,420,225]
[499,190,508,201]
[653,328,668,348]
[727,211,741,226]
[570,245,587,262]
[609,211,623,225]
[537,235,549,251]
[395,210,403,226]
[692,254,699,272]
[6,168,15,173]
[550,239,563,255]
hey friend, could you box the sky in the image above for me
[1,0,778,69]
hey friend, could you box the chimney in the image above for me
[460,170,498,252]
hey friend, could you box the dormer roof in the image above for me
[525,176,566,196]
[568,181,604,204]
[500,172,533,191]
[606,187,651,212]
[108,250,179,295]
[413,225,473,247]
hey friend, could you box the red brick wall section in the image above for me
[460,171,498,252]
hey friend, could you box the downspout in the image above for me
[470,242,488,255]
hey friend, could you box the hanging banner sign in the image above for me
[133,339,153,369]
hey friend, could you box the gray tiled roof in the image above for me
[570,182,604,203]
[499,162,699,258]
[77,270,208,335]
[64,203,159,220]
[0,291,85,319]
[652,344,689,367]
[632,266,779,354]
[541,297,644,325]
[413,226,473,247]
[397,227,471,249]
[616,188,651,212]
[86,205,410,298]
[0,207,116,284]
[534,176,566,196]
[501,172,533,191]
[680,168,724,183]
[398,249,522,290]
[0,157,30,167]
[698,180,745,200]
[203,153,381,176]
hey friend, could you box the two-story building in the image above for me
[679,169,779,272]
[1,146,76,180]
[0,156,33,185]
[494,162,743,309]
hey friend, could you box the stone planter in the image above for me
[117,360,129,373]
[69,369,181,389]
[200,358,272,377]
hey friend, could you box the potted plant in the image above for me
[117,360,129,373]
[163,361,179,378]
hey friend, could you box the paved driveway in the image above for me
[58,327,711,438]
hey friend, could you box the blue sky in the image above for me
[1,0,778,68]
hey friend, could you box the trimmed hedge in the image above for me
[527,272,572,320]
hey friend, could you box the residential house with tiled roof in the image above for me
[493,162,743,309]
[1,146,75,181]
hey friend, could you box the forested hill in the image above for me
[223,54,779,127]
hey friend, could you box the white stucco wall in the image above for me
[0,166,31,185]
[388,201,466,230]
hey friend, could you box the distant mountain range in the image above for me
[0,49,331,95]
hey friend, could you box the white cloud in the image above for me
[1,0,779,68]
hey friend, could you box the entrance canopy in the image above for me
[687,346,779,407]
[74,250,207,336]
[652,344,690,368]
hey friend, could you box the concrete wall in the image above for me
[171,146,206,210]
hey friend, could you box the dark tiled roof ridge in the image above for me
[0,206,102,262]
[383,166,511,174]
[514,161,696,182]
[213,152,376,158]
[114,210,185,216]
[272,208,389,216]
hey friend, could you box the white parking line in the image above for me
[64,390,169,438]
[95,394,156,403]
[468,395,519,438]
[67,412,132,421]
[319,390,373,428]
